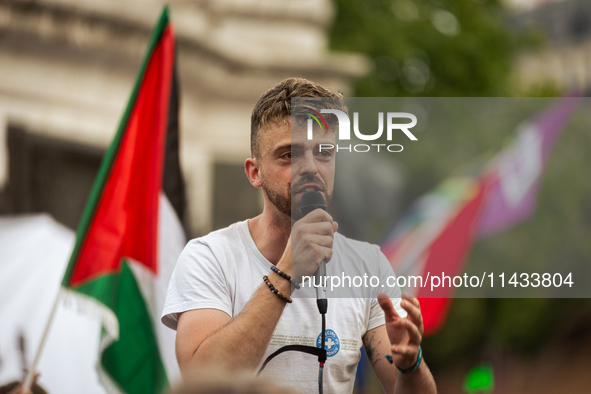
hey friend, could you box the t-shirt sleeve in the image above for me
[368,246,407,331]
[161,238,233,330]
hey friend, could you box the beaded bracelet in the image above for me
[270,266,301,289]
[263,275,292,303]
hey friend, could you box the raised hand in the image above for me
[377,292,424,371]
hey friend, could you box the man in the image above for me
[161,78,437,393]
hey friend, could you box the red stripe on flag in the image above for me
[70,27,175,286]
[418,298,452,336]
[417,177,489,335]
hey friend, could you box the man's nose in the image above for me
[297,150,318,175]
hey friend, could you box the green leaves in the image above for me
[330,0,517,97]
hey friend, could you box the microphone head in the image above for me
[300,191,326,217]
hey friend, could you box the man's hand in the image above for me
[287,209,338,283]
[364,294,437,394]
[377,292,424,371]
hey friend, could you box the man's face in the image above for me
[257,117,336,221]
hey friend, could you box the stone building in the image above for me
[0,0,368,236]
[510,0,591,92]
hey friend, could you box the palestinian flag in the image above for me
[61,8,185,393]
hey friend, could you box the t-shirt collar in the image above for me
[239,220,274,270]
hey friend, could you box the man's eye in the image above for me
[283,152,292,159]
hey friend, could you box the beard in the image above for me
[262,178,292,218]
[261,173,333,221]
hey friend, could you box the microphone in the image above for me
[300,191,328,314]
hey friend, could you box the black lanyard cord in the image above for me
[257,306,328,393]
[256,343,327,376]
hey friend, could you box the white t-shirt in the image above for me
[162,220,404,394]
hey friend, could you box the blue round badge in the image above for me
[316,329,340,357]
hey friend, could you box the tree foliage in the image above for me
[329,0,591,372]
[330,0,517,97]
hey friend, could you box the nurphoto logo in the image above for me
[305,107,418,153]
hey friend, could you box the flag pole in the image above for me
[22,287,63,392]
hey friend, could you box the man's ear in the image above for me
[245,157,262,188]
